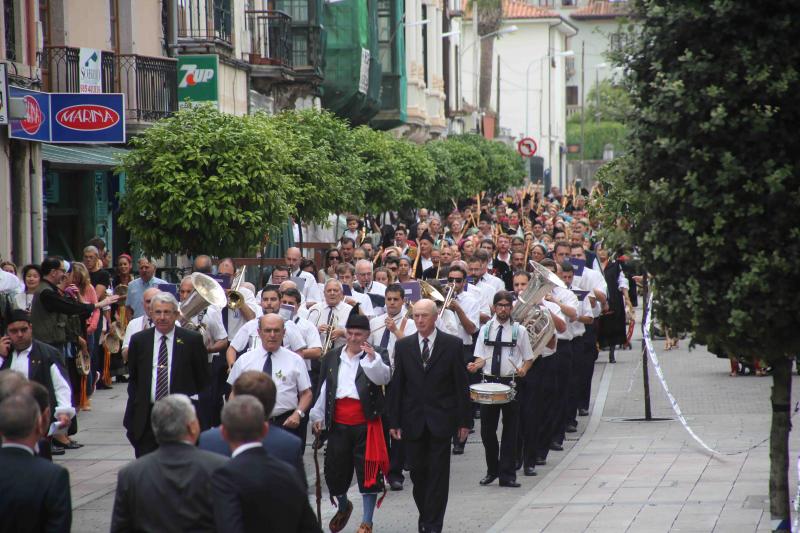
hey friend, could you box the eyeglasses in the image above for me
[329,256,340,261]
[494,302,512,308]
[447,277,465,283]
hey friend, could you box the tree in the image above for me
[475,0,503,111]
[350,126,413,214]
[263,109,365,223]
[602,2,800,530]
[118,105,296,257]
[449,133,526,194]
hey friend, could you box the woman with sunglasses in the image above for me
[319,248,342,283]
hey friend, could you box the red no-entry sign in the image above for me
[517,137,537,158]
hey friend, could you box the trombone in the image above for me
[438,283,455,319]
[227,266,247,310]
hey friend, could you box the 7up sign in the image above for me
[177,55,219,108]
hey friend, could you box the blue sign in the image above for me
[50,93,126,143]
[9,86,51,142]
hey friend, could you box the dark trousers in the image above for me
[133,408,159,458]
[480,382,519,482]
[197,354,228,431]
[551,340,574,446]
[270,410,302,438]
[382,413,405,484]
[566,335,585,428]
[406,426,452,533]
[578,324,598,410]
[324,422,381,495]
[525,354,560,463]
[453,343,477,447]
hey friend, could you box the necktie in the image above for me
[222,308,229,332]
[421,337,430,366]
[379,320,392,349]
[491,325,504,376]
[262,351,273,376]
[155,336,169,401]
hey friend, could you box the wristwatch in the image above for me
[296,409,305,419]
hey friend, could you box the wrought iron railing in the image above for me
[39,46,116,93]
[244,10,292,68]
[177,0,232,45]
[116,54,178,122]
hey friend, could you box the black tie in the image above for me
[421,338,430,366]
[222,308,229,332]
[155,336,169,401]
[379,324,391,349]
[262,351,273,376]
[491,325,504,376]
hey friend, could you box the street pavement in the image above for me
[60,313,799,532]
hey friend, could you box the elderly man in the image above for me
[212,396,321,533]
[285,247,321,304]
[122,287,161,363]
[123,293,209,457]
[215,258,258,341]
[337,263,374,317]
[112,395,226,533]
[355,259,386,297]
[307,279,354,354]
[126,257,167,319]
[192,255,213,274]
[227,314,312,438]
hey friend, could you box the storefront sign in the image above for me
[0,64,8,125]
[79,48,103,93]
[50,93,125,143]
[178,55,219,108]
[9,87,51,142]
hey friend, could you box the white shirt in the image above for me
[14,292,34,311]
[345,289,375,318]
[227,346,311,416]
[436,308,460,337]
[309,346,391,423]
[552,286,579,341]
[469,281,495,316]
[420,256,433,272]
[478,272,506,293]
[568,288,593,338]
[215,287,261,340]
[5,344,74,418]
[231,442,263,458]
[229,317,307,354]
[366,281,387,297]
[573,266,608,318]
[417,328,438,354]
[307,300,354,350]
[288,315,323,370]
[291,269,322,304]
[151,328,175,403]
[540,301,565,357]
[474,318,534,377]
[369,309,417,366]
[186,307,227,342]
[495,252,512,267]
[450,291,480,346]
[123,316,153,351]
[0,271,24,294]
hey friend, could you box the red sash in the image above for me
[333,398,389,490]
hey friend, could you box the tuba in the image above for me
[511,261,566,357]
[226,266,247,310]
[180,273,227,346]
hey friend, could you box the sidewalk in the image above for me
[487,330,799,532]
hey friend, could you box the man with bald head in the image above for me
[122,287,162,362]
[227,314,312,437]
[285,247,321,304]
[388,299,471,533]
[192,255,213,274]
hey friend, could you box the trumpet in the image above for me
[437,283,455,319]
[227,266,247,310]
[321,308,338,355]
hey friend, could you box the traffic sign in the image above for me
[517,137,537,158]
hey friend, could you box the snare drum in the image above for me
[469,382,515,405]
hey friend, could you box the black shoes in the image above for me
[565,423,578,433]
[609,354,616,363]
[479,474,497,486]
[389,480,404,491]
[578,408,590,417]
[549,442,563,451]
[499,480,521,488]
[524,467,537,476]
[452,444,464,455]
[535,457,547,466]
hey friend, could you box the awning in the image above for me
[41,144,129,170]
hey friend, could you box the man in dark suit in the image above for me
[0,393,71,533]
[111,394,227,533]
[198,370,306,486]
[0,310,75,431]
[388,299,472,533]
[212,395,321,533]
[123,292,209,457]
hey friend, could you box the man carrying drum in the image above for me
[467,291,534,488]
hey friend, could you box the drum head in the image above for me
[471,382,511,393]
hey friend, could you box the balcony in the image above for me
[245,10,293,68]
[39,46,116,93]
[175,0,233,55]
[567,104,582,119]
[116,54,178,128]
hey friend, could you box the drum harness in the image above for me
[481,319,522,388]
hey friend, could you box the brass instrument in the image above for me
[103,284,129,353]
[418,279,445,303]
[511,261,566,357]
[437,283,455,320]
[180,273,227,346]
[321,307,338,355]
[226,266,247,310]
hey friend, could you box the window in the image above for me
[609,31,623,54]
[276,0,308,22]
[293,30,308,66]
[4,0,18,61]
[377,0,392,73]
[421,6,429,86]
[566,86,578,106]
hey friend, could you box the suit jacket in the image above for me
[198,426,306,488]
[0,446,71,533]
[318,344,390,430]
[123,327,209,445]
[1,339,66,418]
[388,329,471,440]
[111,442,227,533]
[212,446,321,533]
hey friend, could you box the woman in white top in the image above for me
[14,264,42,312]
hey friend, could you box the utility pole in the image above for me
[580,41,585,183]
[496,54,501,132]
[472,1,479,133]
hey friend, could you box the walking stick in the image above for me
[312,435,322,524]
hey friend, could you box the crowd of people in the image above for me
[0,186,672,533]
